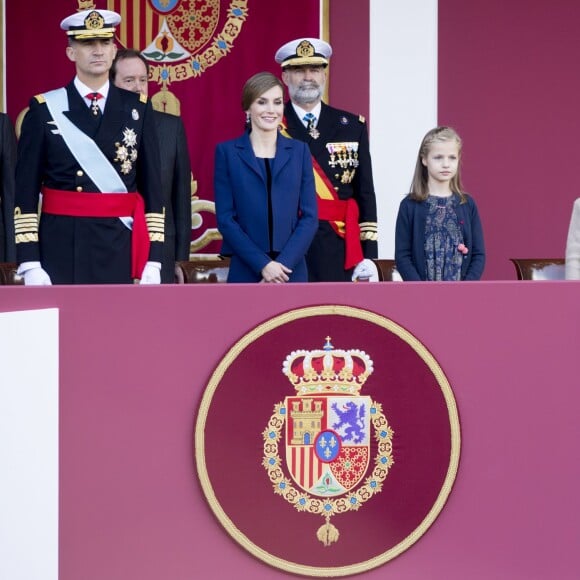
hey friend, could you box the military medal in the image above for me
[327,142,359,181]
[327,143,338,167]
[114,127,139,174]
[305,114,320,139]
[86,92,103,117]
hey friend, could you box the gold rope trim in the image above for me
[195,305,461,577]
[14,218,39,227]
[359,222,378,241]
[14,208,39,243]
[148,0,248,84]
[262,400,394,516]
[15,233,38,243]
[146,212,165,239]
[14,223,39,232]
[14,209,38,224]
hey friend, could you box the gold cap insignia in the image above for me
[84,11,105,31]
[296,40,315,59]
[275,37,332,68]
[61,9,120,40]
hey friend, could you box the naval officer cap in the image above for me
[60,9,121,40]
[275,38,332,69]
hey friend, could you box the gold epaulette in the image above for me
[139,94,147,104]
[34,94,46,104]
[358,115,366,124]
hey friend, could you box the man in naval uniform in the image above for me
[0,112,16,262]
[14,9,164,285]
[275,38,378,282]
[111,48,192,284]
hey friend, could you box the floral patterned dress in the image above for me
[424,194,464,281]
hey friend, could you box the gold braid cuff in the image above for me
[14,207,39,244]
[146,211,165,243]
[359,221,378,242]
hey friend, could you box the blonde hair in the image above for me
[409,126,467,203]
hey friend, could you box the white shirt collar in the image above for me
[74,77,110,106]
[291,102,322,127]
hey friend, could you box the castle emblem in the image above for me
[262,337,395,546]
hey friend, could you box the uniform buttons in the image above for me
[76,186,83,192]
[76,170,84,177]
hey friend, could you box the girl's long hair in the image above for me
[409,126,467,203]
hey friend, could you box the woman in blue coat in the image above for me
[214,72,318,283]
[395,126,485,281]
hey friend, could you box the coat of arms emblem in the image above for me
[262,337,394,546]
[196,306,461,575]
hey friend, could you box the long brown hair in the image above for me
[409,126,467,203]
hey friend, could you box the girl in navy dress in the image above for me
[395,126,485,281]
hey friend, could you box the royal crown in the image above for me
[282,337,373,395]
[78,0,96,11]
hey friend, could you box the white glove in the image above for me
[352,259,379,282]
[139,261,161,285]
[17,261,52,286]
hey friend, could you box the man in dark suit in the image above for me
[275,38,378,282]
[0,112,16,262]
[111,49,192,284]
[14,9,164,285]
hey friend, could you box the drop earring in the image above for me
[245,111,251,129]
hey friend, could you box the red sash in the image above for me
[41,188,150,279]
[280,118,363,269]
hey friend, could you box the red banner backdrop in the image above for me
[5,0,320,253]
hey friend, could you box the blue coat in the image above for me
[395,193,485,280]
[214,131,318,282]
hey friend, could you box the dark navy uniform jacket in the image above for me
[15,81,163,284]
[0,113,16,262]
[154,111,192,283]
[284,101,378,281]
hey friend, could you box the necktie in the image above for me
[303,112,316,129]
[86,92,103,117]
[303,113,319,139]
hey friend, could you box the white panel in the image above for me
[0,308,59,580]
[370,0,438,257]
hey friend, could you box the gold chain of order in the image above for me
[262,400,394,517]
[149,0,248,85]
